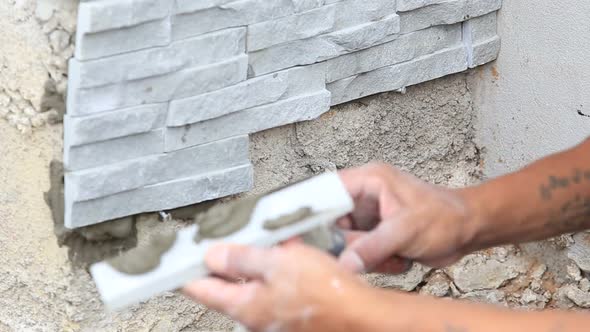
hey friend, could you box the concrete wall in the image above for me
[472,0,590,177]
[64,0,502,228]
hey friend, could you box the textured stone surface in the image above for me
[461,289,507,305]
[248,14,400,76]
[419,273,451,297]
[366,264,432,291]
[563,285,590,308]
[172,0,323,40]
[63,0,502,227]
[397,0,449,12]
[470,12,498,42]
[174,0,235,13]
[67,164,254,228]
[65,130,165,171]
[326,24,462,82]
[75,18,171,60]
[568,233,590,273]
[167,64,326,126]
[471,36,501,68]
[68,54,249,116]
[71,28,246,88]
[77,0,171,34]
[66,135,250,203]
[247,4,337,52]
[166,90,332,151]
[65,103,167,146]
[446,254,523,292]
[399,0,502,33]
[328,46,468,105]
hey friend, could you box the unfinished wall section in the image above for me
[0,0,76,134]
[64,0,502,228]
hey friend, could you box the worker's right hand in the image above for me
[337,163,480,273]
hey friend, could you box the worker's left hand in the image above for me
[183,243,373,332]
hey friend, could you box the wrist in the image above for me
[317,285,386,332]
[455,184,493,253]
[344,288,413,332]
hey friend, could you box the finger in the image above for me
[339,166,388,200]
[340,229,365,244]
[349,193,380,230]
[341,230,412,274]
[338,214,378,232]
[281,236,304,246]
[420,255,462,269]
[205,244,272,280]
[183,278,263,318]
[336,216,353,229]
[373,257,413,274]
[338,218,401,273]
[339,165,403,228]
[338,163,409,197]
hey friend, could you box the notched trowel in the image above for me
[90,172,354,311]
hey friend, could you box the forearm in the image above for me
[358,290,589,332]
[462,138,590,251]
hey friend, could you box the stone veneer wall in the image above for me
[64,0,502,228]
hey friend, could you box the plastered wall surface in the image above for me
[471,0,590,177]
[3,1,590,332]
[64,0,502,228]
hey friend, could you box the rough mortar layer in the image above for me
[0,0,75,134]
[2,73,588,331]
[63,0,502,228]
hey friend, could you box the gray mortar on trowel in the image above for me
[108,231,177,275]
[194,195,261,242]
[262,207,314,230]
[193,182,317,243]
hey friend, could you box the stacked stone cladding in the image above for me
[65,0,502,228]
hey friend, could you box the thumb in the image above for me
[338,217,403,273]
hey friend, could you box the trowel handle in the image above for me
[327,228,346,257]
[302,224,346,257]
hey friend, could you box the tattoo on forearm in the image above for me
[539,169,590,200]
[544,194,590,232]
[538,168,590,232]
[445,323,469,332]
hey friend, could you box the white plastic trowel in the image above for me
[90,172,354,311]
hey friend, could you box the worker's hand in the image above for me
[338,163,478,273]
[183,243,374,332]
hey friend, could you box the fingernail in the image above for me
[339,250,366,273]
[206,245,230,271]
